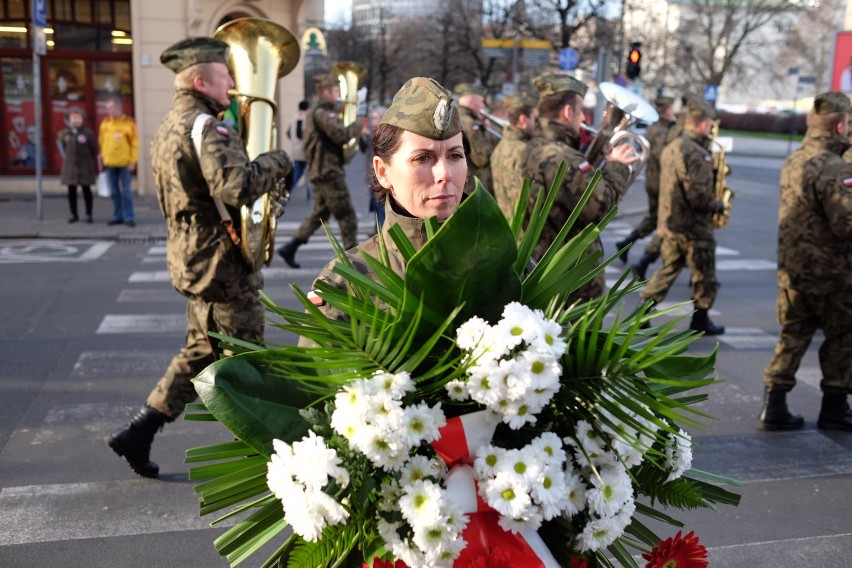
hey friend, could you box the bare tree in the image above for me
[525,0,614,51]
[773,0,844,93]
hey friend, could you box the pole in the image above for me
[788,73,799,154]
[32,28,43,220]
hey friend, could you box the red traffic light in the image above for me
[629,49,641,64]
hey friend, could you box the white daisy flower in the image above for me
[530,432,567,466]
[482,473,533,518]
[291,430,345,492]
[402,401,446,447]
[456,316,489,351]
[576,514,621,552]
[444,378,469,401]
[564,469,587,517]
[531,465,569,520]
[586,464,632,518]
[399,479,444,531]
[665,428,693,482]
[497,507,544,534]
[474,444,506,478]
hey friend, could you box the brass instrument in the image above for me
[584,82,659,187]
[330,61,367,164]
[214,17,300,271]
[479,109,508,139]
[710,121,734,228]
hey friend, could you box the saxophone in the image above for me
[710,122,734,229]
[214,18,301,270]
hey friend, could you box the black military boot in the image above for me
[817,392,852,431]
[759,387,804,431]
[277,238,306,269]
[631,252,658,280]
[615,231,641,263]
[689,308,725,335]
[107,406,169,478]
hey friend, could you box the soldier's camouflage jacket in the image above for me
[778,130,852,293]
[459,105,499,192]
[644,118,675,199]
[304,99,362,183]
[520,118,630,260]
[491,123,533,219]
[151,89,292,302]
[657,129,717,242]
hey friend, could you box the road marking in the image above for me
[715,327,779,350]
[96,314,185,334]
[0,240,113,263]
[71,350,174,378]
[129,270,170,282]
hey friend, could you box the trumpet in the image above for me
[584,82,659,187]
[479,109,508,139]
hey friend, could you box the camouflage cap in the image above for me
[314,73,340,89]
[813,91,852,115]
[684,98,717,120]
[654,95,675,109]
[501,92,538,113]
[382,77,463,141]
[454,83,487,97]
[533,73,588,98]
[160,37,229,74]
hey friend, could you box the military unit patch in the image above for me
[578,161,592,173]
[216,125,229,136]
[843,177,852,187]
[307,290,325,306]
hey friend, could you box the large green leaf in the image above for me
[192,353,314,457]
[401,185,522,327]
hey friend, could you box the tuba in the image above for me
[710,121,735,228]
[330,61,367,164]
[583,82,659,187]
[214,17,301,271]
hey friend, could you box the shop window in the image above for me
[48,59,86,168]
[3,57,45,171]
[0,23,27,49]
[76,0,93,23]
[97,0,112,25]
[114,0,130,30]
[8,0,25,19]
[52,0,73,21]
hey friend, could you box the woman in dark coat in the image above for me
[57,108,98,223]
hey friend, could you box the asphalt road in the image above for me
[1,148,850,567]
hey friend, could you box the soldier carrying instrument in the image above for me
[106,36,293,478]
[491,92,539,220]
[455,82,500,193]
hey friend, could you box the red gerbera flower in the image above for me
[641,530,708,568]
[363,557,408,568]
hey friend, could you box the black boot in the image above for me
[689,308,725,335]
[759,387,804,431]
[277,238,305,269]
[615,231,641,264]
[631,252,658,280]
[817,392,852,431]
[107,406,169,478]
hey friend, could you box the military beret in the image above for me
[382,77,463,141]
[533,73,588,98]
[813,91,852,115]
[314,73,340,89]
[501,92,538,113]
[160,37,229,74]
[654,95,675,109]
[454,83,487,97]
[684,98,717,120]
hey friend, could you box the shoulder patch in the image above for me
[216,125,229,136]
[843,177,852,187]
[578,161,592,173]
[704,155,713,163]
[307,290,325,307]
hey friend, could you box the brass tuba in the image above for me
[583,82,659,187]
[330,61,367,164]
[710,121,735,228]
[214,17,300,271]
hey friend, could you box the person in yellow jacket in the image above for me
[99,97,139,226]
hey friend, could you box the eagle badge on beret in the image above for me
[433,99,452,132]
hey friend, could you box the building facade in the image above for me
[0,0,322,194]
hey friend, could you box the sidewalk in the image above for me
[0,134,788,242]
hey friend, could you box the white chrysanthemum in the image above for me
[399,479,444,531]
[332,381,371,419]
[400,455,443,486]
[280,486,350,542]
[520,349,561,388]
[353,428,406,471]
[500,302,542,343]
[445,378,469,401]
[576,514,621,552]
[497,507,544,534]
[611,497,636,533]
[500,397,539,429]
[402,402,446,447]
[456,316,489,351]
[586,464,632,518]
[665,429,693,482]
[291,430,347,492]
[530,316,567,358]
[531,465,569,520]
[369,369,415,398]
[501,446,543,485]
[530,432,567,467]
[368,391,405,432]
[466,364,505,407]
[564,469,587,517]
[474,444,506,478]
[412,522,455,560]
[482,473,533,518]
[379,479,401,512]
[377,518,405,549]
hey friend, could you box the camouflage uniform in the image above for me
[492,124,532,219]
[458,104,499,193]
[634,115,675,256]
[521,118,630,300]
[293,98,363,249]
[639,124,720,310]
[148,87,292,417]
[763,127,852,394]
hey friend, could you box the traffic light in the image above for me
[626,43,642,80]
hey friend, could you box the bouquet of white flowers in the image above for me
[185,167,739,568]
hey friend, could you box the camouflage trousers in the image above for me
[294,174,358,249]
[146,291,264,418]
[640,236,718,309]
[641,233,662,258]
[763,287,852,393]
[633,186,659,239]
